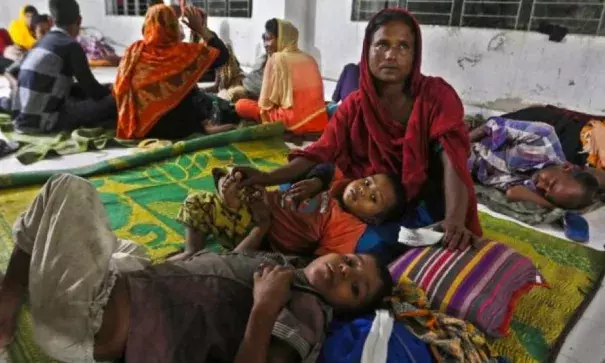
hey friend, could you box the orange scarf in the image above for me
[114,4,218,139]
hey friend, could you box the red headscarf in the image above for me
[290,8,481,235]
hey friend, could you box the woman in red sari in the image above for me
[238,8,482,249]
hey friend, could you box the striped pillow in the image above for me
[389,241,546,337]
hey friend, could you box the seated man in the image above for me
[469,117,604,209]
[9,0,115,134]
[0,174,393,363]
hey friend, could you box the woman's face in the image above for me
[368,20,415,85]
[263,32,278,56]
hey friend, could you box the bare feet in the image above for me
[218,171,243,210]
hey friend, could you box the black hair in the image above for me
[31,14,51,29]
[265,18,278,38]
[148,0,164,6]
[334,253,394,320]
[170,4,182,18]
[49,0,81,27]
[365,9,417,44]
[24,5,39,15]
[373,173,407,224]
[571,171,599,209]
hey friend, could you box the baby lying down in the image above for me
[172,164,407,260]
[0,174,393,363]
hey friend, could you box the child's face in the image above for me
[342,174,397,223]
[304,253,384,311]
[34,22,51,40]
[532,166,584,208]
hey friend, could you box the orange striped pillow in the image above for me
[389,241,547,337]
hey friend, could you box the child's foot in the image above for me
[0,283,21,349]
[219,172,243,210]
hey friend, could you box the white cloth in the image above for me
[397,227,443,247]
[360,310,394,363]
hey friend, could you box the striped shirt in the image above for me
[468,117,566,190]
[11,27,109,133]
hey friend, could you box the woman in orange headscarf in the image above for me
[234,19,328,134]
[114,4,230,139]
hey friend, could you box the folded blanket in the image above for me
[0,114,136,164]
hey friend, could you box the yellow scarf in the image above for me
[259,19,303,110]
[8,6,37,50]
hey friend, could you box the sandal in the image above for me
[563,211,589,243]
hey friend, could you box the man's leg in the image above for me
[0,174,132,362]
[57,94,117,131]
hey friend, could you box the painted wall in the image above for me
[313,0,605,114]
[2,0,603,113]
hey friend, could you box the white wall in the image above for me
[314,0,605,114]
[2,0,603,113]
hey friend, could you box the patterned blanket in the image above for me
[0,131,603,362]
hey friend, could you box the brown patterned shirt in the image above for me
[124,251,332,363]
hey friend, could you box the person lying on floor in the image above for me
[170,164,406,260]
[234,19,329,134]
[9,0,116,134]
[0,174,393,363]
[469,117,605,209]
[114,4,236,140]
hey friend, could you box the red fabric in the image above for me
[0,29,13,54]
[290,8,481,236]
[266,187,366,256]
[235,99,261,121]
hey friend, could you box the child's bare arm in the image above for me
[235,226,270,252]
[236,188,271,252]
[167,227,208,261]
[506,185,555,209]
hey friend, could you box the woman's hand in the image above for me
[287,177,323,203]
[437,220,477,250]
[182,6,209,38]
[233,166,269,188]
[253,264,294,316]
[248,187,271,229]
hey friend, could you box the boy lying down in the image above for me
[171,163,407,260]
[0,174,393,363]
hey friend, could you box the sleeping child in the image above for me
[171,163,406,260]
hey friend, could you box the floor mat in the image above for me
[480,213,605,362]
[0,137,603,362]
[0,135,290,362]
[0,123,284,188]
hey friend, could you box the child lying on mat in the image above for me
[469,118,605,210]
[0,174,393,363]
[171,164,406,260]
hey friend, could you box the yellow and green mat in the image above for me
[0,126,603,362]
